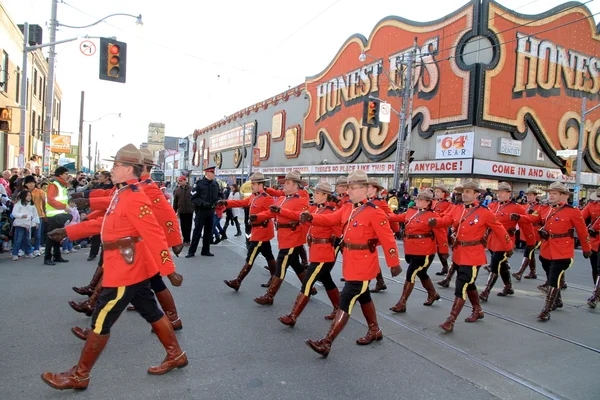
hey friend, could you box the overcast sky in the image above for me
[4,0,599,161]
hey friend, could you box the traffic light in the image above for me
[560,159,573,176]
[99,37,127,83]
[362,100,380,127]
[407,149,415,165]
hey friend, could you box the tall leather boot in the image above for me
[523,255,537,279]
[587,278,600,308]
[305,310,349,358]
[72,265,103,296]
[390,281,414,313]
[324,288,340,320]
[371,271,387,293]
[69,280,102,317]
[552,289,563,310]
[356,301,383,345]
[422,278,441,306]
[224,263,252,291]
[512,257,530,281]
[147,315,188,375]
[41,331,110,390]
[279,293,310,327]
[464,290,484,322]
[435,254,450,276]
[560,275,567,290]
[261,259,277,288]
[296,270,318,295]
[71,326,90,341]
[439,296,466,332]
[152,289,183,332]
[479,273,498,302]
[538,287,560,321]
[497,265,514,297]
[437,263,456,288]
[254,277,283,305]
[234,219,242,236]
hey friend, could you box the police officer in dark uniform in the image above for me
[186,165,221,257]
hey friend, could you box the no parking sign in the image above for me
[379,102,391,123]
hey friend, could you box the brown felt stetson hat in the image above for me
[249,172,268,183]
[590,187,600,201]
[524,186,542,195]
[433,183,450,193]
[347,170,369,185]
[314,181,333,194]
[493,182,512,192]
[335,176,349,186]
[284,170,307,185]
[367,177,384,191]
[416,189,434,201]
[103,143,143,165]
[454,179,486,193]
[139,148,159,167]
[543,181,569,195]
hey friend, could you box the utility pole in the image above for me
[401,38,418,187]
[574,97,600,207]
[77,91,84,170]
[88,124,92,171]
[18,23,29,168]
[43,0,59,174]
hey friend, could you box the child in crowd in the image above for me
[11,190,39,261]
[62,199,80,254]
[213,202,226,244]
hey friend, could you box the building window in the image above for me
[1,51,8,93]
[31,111,36,137]
[37,115,41,138]
[33,69,37,98]
[16,67,20,103]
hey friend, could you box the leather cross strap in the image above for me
[103,236,142,251]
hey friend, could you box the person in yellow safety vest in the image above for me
[44,166,71,266]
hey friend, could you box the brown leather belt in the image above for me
[307,235,334,245]
[343,242,370,250]
[456,240,483,247]
[405,233,434,240]
[103,236,142,251]
[533,222,542,227]
[548,231,574,239]
[251,220,269,228]
[276,222,299,231]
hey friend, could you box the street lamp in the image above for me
[573,98,600,207]
[83,113,121,172]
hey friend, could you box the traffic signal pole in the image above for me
[401,39,418,187]
[392,45,414,193]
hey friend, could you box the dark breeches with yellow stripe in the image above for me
[539,257,572,288]
[454,265,480,299]
[91,279,163,335]
[405,254,434,283]
[245,241,275,266]
[149,273,167,293]
[300,261,337,296]
[339,281,371,315]
[489,250,509,274]
[275,246,305,279]
[525,241,541,260]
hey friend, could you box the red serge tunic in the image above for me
[389,207,438,255]
[582,201,600,252]
[255,193,309,249]
[310,201,399,281]
[227,191,275,242]
[518,202,544,246]
[66,181,175,287]
[486,201,525,252]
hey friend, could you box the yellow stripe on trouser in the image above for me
[556,258,573,287]
[303,262,324,297]
[461,267,477,300]
[409,255,430,284]
[93,286,126,334]
[348,281,369,316]
[527,241,541,259]
[248,241,263,266]
[279,248,295,279]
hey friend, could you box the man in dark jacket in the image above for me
[173,176,194,245]
[186,166,221,257]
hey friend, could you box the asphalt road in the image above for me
[0,232,598,400]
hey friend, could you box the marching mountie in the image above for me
[41,144,188,391]
[581,187,600,288]
[333,176,350,210]
[512,187,544,281]
[587,215,600,308]
[478,182,525,302]
[301,171,401,358]
[218,172,277,292]
[388,189,441,313]
[429,179,513,332]
[253,171,311,305]
[186,165,221,258]
[367,177,395,293]
[277,181,342,326]
[432,184,453,278]
[512,182,591,321]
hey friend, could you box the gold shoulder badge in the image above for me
[139,205,152,218]
[388,248,397,258]
[166,221,175,233]
[160,250,171,264]
[153,198,161,204]
[380,220,388,225]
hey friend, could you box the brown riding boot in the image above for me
[72,266,103,296]
[422,278,441,306]
[371,271,387,293]
[148,315,188,375]
[538,287,560,321]
[524,256,537,279]
[324,288,340,320]
[261,259,277,288]
[390,281,414,313]
[435,253,450,276]
[152,288,183,332]
[497,267,514,297]
[71,326,90,341]
[41,331,110,390]
[512,257,529,281]
[440,296,466,332]
[356,301,383,345]
[560,275,567,290]
[68,281,101,317]
[437,263,456,288]
[587,278,600,308]
[279,293,310,327]
[224,263,252,291]
[254,277,283,305]
[306,310,349,358]
[479,273,498,302]
[465,290,484,322]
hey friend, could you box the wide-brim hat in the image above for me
[249,172,268,183]
[139,148,159,167]
[367,177,384,191]
[284,170,307,185]
[416,189,434,201]
[543,182,569,195]
[103,143,143,165]
[590,188,600,201]
[454,179,486,193]
[524,186,542,196]
[493,182,512,192]
[335,176,348,186]
[347,170,368,185]
[433,183,449,193]
[314,181,333,194]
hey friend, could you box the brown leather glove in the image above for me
[74,198,90,209]
[48,228,67,242]
[510,213,521,221]
[167,272,183,287]
[269,205,281,213]
[70,192,84,199]
[300,212,313,223]
[216,200,228,207]
[249,214,258,222]
[172,244,184,257]
[506,249,514,258]
[428,218,437,227]
[583,251,592,259]
[390,265,402,277]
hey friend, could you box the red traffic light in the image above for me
[369,102,376,108]
[109,44,120,55]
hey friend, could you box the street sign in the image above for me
[379,102,391,123]
[79,40,96,56]
[556,149,577,158]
